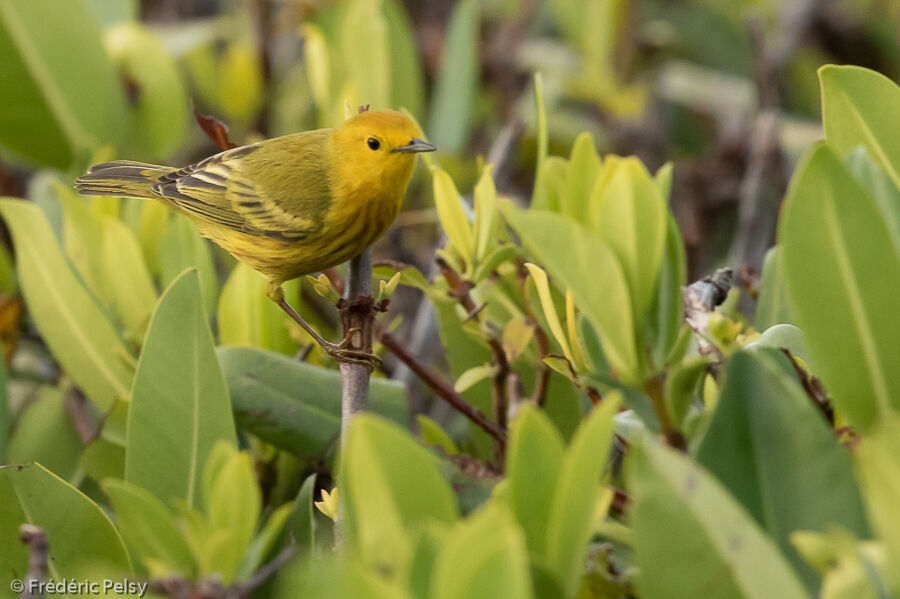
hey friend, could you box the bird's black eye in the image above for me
[367,137,380,151]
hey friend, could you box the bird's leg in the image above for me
[267,281,381,370]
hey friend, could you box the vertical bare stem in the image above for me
[339,248,373,441]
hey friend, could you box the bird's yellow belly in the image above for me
[198,190,400,285]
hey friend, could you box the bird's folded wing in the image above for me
[152,143,325,241]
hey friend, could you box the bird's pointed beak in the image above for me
[392,138,437,153]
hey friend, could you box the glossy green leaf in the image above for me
[780,143,900,431]
[546,393,620,597]
[0,470,27,582]
[275,555,409,599]
[102,479,196,578]
[417,415,459,455]
[648,213,687,368]
[218,262,299,355]
[61,184,105,297]
[820,65,900,191]
[562,133,601,222]
[506,406,565,558]
[6,386,82,480]
[433,168,475,267]
[277,473,318,556]
[342,415,458,575]
[531,72,549,208]
[431,504,532,599]
[236,502,292,581]
[630,439,808,599]
[207,448,261,582]
[0,199,132,410]
[844,146,900,256]
[697,350,869,587]
[854,415,900,578]
[0,0,128,168]
[9,463,132,579]
[745,324,811,367]
[427,0,478,153]
[101,216,157,338]
[755,246,793,330]
[593,158,668,318]
[126,269,236,507]
[454,365,498,394]
[159,215,218,317]
[105,23,188,159]
[664,358,708,428]
[503,208,639,383]
[218,346,407,458]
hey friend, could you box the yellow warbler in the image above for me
[76,109,434,364]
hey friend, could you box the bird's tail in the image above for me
[75,160,175,199]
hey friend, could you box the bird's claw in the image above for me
[322,336,381,371]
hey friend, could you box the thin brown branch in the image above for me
[438,258,509,464]
[19,524,49,598]
[379,330,507,443]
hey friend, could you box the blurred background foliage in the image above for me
[2,0,900,596]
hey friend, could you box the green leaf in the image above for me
[546,393,621,597]
[274,555,409,599]
[630,439,808,599]
[159,215,218,318]
[593,158,668,318]
[854,415,900,579]
[780,142,900,431]
[433,168,475,268]
[0,469,28,581]
[237,502,292,581]
[218,346,407,458]
[755,246,793,330]
[430,504,533,599]
[664,358,708,428]
[454,365,498,394]
[218,262,299,355]
[101,216,157,338]
[0,0,128,168]
[746,324,811,367]
[417,415,459,455]
[84,0,137,26]
[277,473,318,556]
[503,208,639,383]
[562,133,601,222]
[473,166,498,262]
[342,415,458,575]
[6,386,82,480]
[531,72,549,208]
[696,350,870,587]
[0,199,132,410]
[506,406,565,559]
[427,0,478,153]
[9,463,132,579]
[105,23,188,159]
[126,269,236,507]
[820,65,900,191]
[207,448,261,583]
[101,478,196,578]
[647,213,687,368]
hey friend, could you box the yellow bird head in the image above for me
[332,110,435,192]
